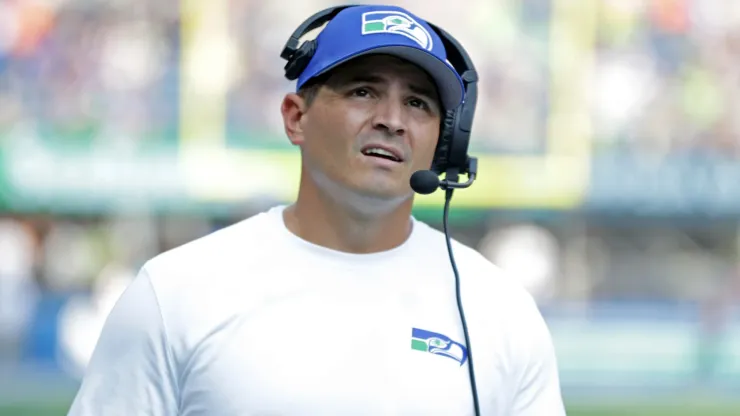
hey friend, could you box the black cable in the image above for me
[443,187,481,416]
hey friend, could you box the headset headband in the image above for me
[280,5,355,62]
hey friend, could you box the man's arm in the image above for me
[67,267,179,416]
[509,293,567,415]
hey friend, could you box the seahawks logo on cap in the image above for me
[361,11,433,51]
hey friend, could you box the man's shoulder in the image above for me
[143,209,277,282]
[131,209,285,333]
[414,220,513,281]
[414,220,539,311]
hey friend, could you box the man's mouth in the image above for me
[361,146,403,162]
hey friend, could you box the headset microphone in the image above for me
[410,157,478,195]
[409,170,440,195]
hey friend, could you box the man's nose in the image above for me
[371,97,406,136]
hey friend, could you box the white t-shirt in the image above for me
[67,205,565,416]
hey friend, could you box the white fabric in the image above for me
[68,205,565,416]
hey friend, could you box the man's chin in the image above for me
[352,178,414,199]
[308,168,413,213]
[343,183,414,214]
[351,186,411,202]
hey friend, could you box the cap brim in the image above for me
[312,45,464,111]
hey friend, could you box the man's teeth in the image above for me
[364,148,398,160]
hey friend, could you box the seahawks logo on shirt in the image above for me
[361,11,433,51]
[411,327,468,366]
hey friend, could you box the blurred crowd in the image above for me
[0,0,180,151]
[590,0,740,159]
[0,0,738,155]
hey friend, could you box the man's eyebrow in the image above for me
[408,83,438,101]
[343,75,385,85]
[343,74,438,100]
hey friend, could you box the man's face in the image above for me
[285,54,443,201]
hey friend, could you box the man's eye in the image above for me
[352,88,371,97]
[408,98,428,109]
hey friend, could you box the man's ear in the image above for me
[281,93,308,146]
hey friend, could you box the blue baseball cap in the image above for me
[296,5,465,110]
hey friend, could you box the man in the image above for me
[68,4,566,415]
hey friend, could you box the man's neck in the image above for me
[283,176,414,254]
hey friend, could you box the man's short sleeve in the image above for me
[67,267,179,416]
[509,293,567,416]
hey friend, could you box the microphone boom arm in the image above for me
[440,157,478,190]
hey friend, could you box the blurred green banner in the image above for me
[4,141,740,218]
[0,142,587,215]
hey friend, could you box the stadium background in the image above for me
[0,0,739,414]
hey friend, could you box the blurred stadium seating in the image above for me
[1,0,739,415]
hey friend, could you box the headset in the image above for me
[280,5,481,415]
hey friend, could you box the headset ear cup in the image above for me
[284,40,317,81]
[284,59,303,81]
[432,110,456,173]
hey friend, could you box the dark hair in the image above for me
[296,73,330,108]
[297,82,322,107]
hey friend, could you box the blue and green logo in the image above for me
[411,327,468,366]
[361,11,433,51]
